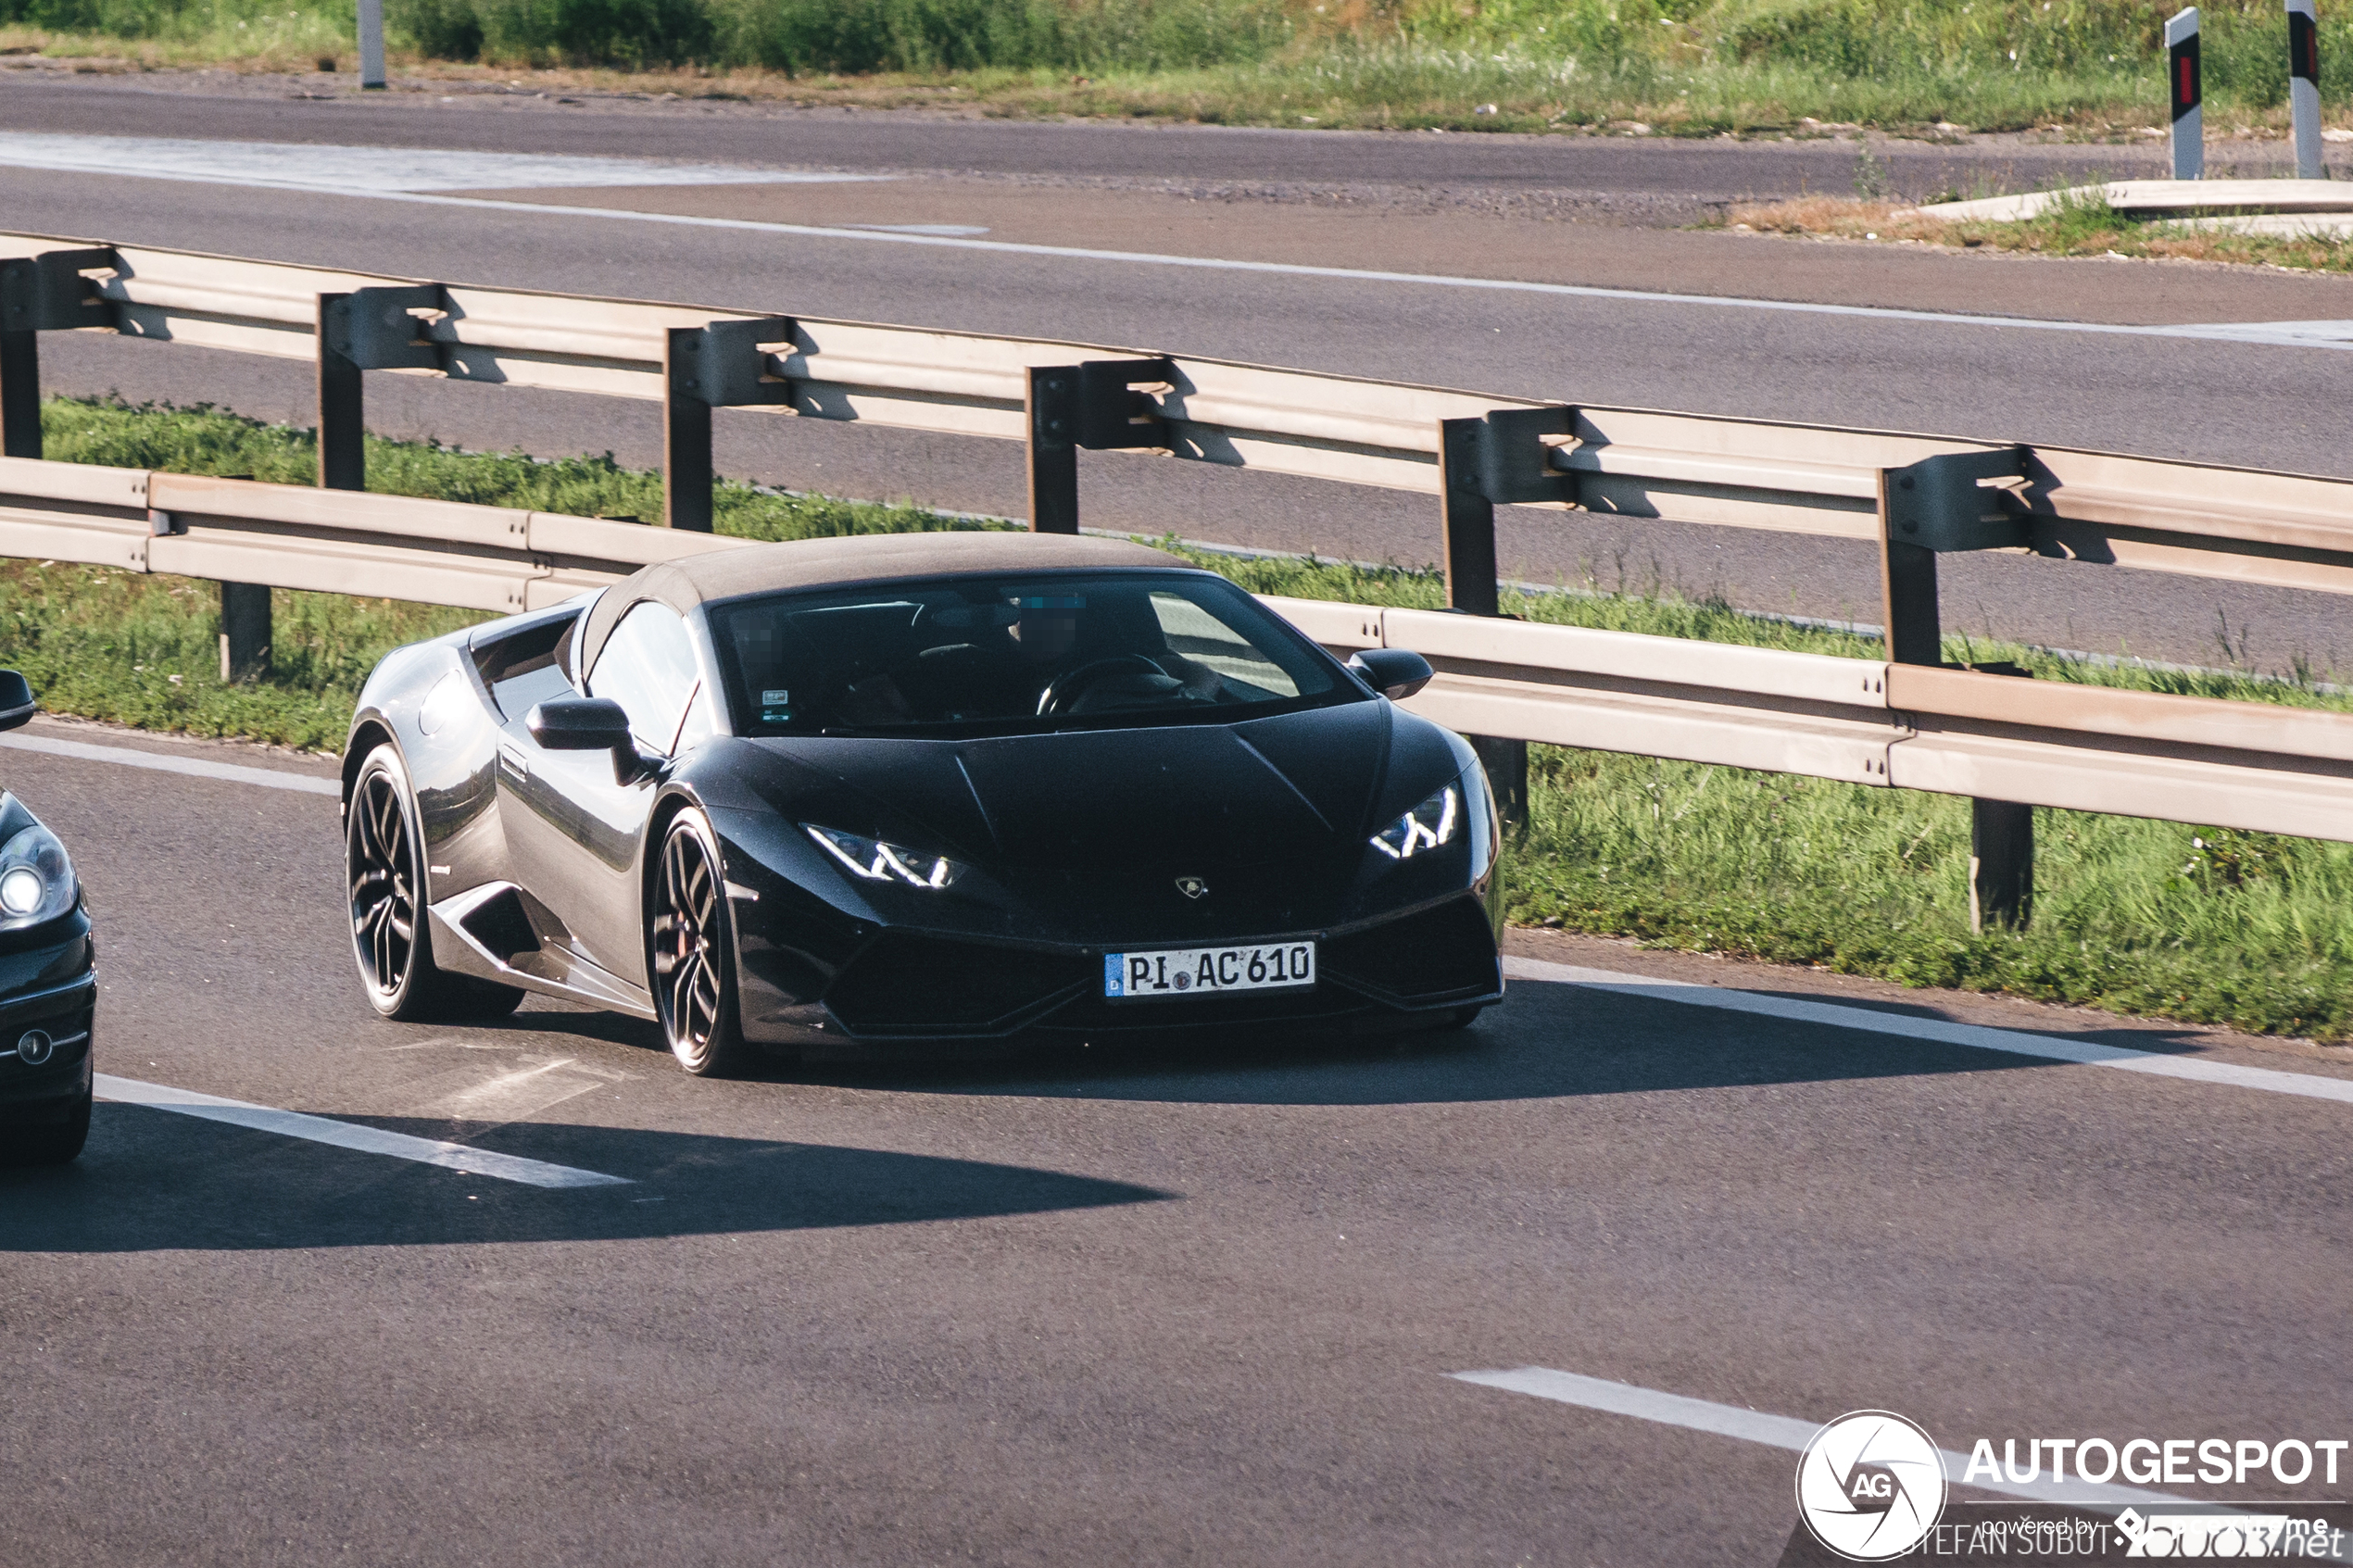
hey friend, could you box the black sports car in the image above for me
[0,671,98,1164]
[343,533,1502,1073]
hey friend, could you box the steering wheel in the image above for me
[1036,655,1168,717]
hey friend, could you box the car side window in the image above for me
[585,602,700,755]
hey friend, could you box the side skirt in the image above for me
[429,882,657,1021]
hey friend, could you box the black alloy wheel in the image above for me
[347,746,522,1022]
[651,809,749,1076]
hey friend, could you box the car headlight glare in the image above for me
[0,823,74,926]
[805,825,964,890]
[1369,784,1459,861]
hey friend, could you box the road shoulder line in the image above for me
[0,733,340,795]
[1503,954,2353,1105]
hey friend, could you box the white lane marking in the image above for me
[95,1073,631,1188]
[1449,1367,2195,1512]
[0,132,883,192]
[0,733,340,795]
[3,155,2343,352]
[1505,954,2353,1106]
[838,221,990,236]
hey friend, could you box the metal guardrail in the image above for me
[1,455,2347,859]
[1272,598,2353,847]
[13,232,2353,602]
[5,232,2353,930]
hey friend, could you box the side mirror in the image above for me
[1347,648,1434,702]
[526,697,651,784]
[0,670,36,733]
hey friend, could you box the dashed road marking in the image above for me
[1449,1366,2193,1512]
[97,1073,631,1188]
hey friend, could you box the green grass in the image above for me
[7,0,2351,137]
[15,395,2353,1042]
[1740,184,2353,277]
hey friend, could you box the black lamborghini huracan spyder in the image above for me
[343,533,1502,1073]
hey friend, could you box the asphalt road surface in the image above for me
[6,77,2353,670]
[2,719,2349,1566]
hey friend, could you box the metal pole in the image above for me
[358,0,386,89]
[1878,467,2033,933]
[0,329,36,459]
[1025,367,1079,534]
[1438,419,1501,619]
[219,583,271,684]
[1970,799,2034,932]
[2169,7,2204,181]
[316,294,366,493]
[2290,0,2325,181]
[1438,416,1526,825]
[662,327,714,533]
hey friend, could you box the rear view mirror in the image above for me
[527,696,633,751]
[526,696,658,784]
[1347,648,1434,701]
[0,670,37,733]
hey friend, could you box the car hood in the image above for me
[742,699,1394,870]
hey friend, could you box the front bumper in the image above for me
[739,892,1501,1060]
[0,924,94,1115]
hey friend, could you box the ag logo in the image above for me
[1795,1411,1946,1562]
[1174,876,1209,900]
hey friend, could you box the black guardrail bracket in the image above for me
[1884,446,2032,554]
[675,317,799,409]
[0,248,120,335]
[321,285,447,373]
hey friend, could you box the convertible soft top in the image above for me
[578,531,1187,684]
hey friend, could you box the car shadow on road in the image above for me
[0,1108,1171,1252]
[819,970,2172,1107]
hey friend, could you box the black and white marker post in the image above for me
[2289,0,2324,180]
[2169,6,2204,181]
[358,0,385,88]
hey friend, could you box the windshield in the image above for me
[708,570,1350,738]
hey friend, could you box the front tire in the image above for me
[347,744,523,1022]
[650,809,750,1077]
[0,1086,91,1168]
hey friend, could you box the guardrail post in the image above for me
[1025,359,1171,534]
[1437,408,1578,827]
[0,328,33,459]
[665,317,797,534]
[664,327,715,533]
[316,286,443,493]
[1880,449,2037,932]
[317,299,365,494]
[219,583,271,684]
[1026,367,1078,534]
[0,248,117,460]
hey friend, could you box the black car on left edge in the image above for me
[342,533,1503,1073]
[0,671,98,1166]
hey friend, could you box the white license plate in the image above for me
[1102,942,1316,1000]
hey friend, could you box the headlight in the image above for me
[805,825,965,890]
[0,823,75,927]
[1369,784,1459,861]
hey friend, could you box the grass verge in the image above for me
[1725,186,2353,274]
[13,395,2351,1042]
[7,0,2353,139]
